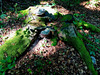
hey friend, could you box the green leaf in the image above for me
[53,26,58,30]
[14,3,18,7]
[90,51,93,55]
[17,14,23,19]
[73,21,77,25]
[6,56,11,60]
[0,60,6,63]
[52,3,56,6]
[74,13,79,17]
[49,61,52,64]
[8,64,14,69]
[0,21,3,23]
[2,72,5,75]
[7,60,12,63]
[79,26,83,29]
[28,69,31,71]
[0,14,7,19]
[92,52,95,56]
[8,64,11,68]
[0,65,3,70]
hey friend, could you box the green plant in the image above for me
[0,14,7,19]
[27,68,32,74]
[0,56,16,75]
[14,3,18,13]
[51,37,58,46]
[0,14,7,28]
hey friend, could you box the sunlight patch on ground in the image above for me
[33,38,56,57]
[80,0,100,11]
[32,38,66,57]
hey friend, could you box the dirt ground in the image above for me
[0,0,100,75]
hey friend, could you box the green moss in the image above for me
[67,37,98,75]
[0,29,31,65]
[74,20,100,33]
[51,37,58,46]
[24,17,32,24]
[60,22,98,75]
[19,9,29,16]
[54,12,62,19]
[82,21,100,33]
[61,14,73,21]
[76,31,93,44]
[38,17,48,22]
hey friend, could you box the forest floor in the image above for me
[0,0,100,75]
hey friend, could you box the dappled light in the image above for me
[32,38,66,57]
[80,0,100,11]
[0,0,100,75]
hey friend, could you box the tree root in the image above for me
[74,20,100,33]
[59,23,98,75]
[67,36,98,75]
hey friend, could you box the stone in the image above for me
[91,56,97,65]
[34,8,46,16]
[24,5,58,24]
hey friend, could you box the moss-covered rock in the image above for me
[20,5,59,24]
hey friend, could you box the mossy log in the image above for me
[0,28,36,65]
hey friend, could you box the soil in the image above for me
[0,0,100,75]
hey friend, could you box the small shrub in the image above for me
[0,56,16,75]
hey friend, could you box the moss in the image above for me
[54,12,62,19]
[51,37,58,46]
[67,36,98,75]
[19,9,29,16]
[74,20,100,33]
[60,22,98,75]
[76,31,93,44]
[24,17,32,24]
[82,21,100,33]
[61,14,73,21]
[0,29,31,64]
[38,17,48,22]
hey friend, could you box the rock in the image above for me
[84,66,87,70]
[70,48,75,51]
[34,8,46,16]
[61,14,75,23]
[91,56,97,65]
[39,27,56,38]
[24,5,58,24]
[40,28,51,38]
[59,23,77,41]
[80,69,84,74]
